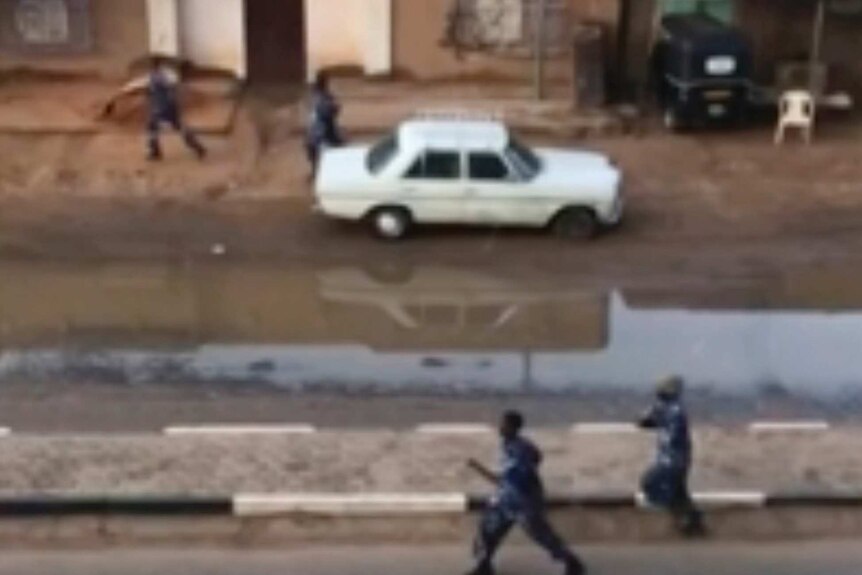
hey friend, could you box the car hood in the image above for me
[315,146,374,192]
[532,148,619,189]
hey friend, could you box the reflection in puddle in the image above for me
[2,263,862,403]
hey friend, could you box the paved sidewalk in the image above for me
[0,428,859,496]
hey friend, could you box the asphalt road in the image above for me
[3,544,861,574]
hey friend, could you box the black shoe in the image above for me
[464,562,495,575]
[147,151,162,162]
[564,556,586,575]
[679,512,707,538]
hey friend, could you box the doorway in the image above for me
[245,0,306,83]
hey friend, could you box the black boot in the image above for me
[464,561,495,575]
[184,130,207,160]
[147,138,162,162]
[564,555,587,575]
[678,510,706,538]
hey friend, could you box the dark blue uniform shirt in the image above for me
[641,398,692,470]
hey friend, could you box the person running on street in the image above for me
[102,56,206,161]
[465,410,586,575]
[305,71,343,179]
[638,375,705,537]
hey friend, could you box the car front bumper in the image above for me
[600,193,625,226]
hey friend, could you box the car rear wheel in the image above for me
[369,207,412,241]
[552,207,598,240]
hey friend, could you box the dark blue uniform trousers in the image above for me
[473,500,579,568]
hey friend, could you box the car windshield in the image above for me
[505,138,541,180]
[367,133,398,174]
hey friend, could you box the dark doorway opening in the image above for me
[245,0,306,84]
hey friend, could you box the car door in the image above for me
[400,149,468,224]
[466,151,544,226]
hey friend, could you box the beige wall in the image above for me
[307,0,392,79]
[178,0,246,77]
[0,0,149,78]
[391,0,621,82]
[307,0,366,75]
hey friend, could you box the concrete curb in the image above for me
[2,491,861,517]
[234,493,467,517]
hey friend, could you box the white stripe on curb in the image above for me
[0,428,10,438]
[636,491,766,508]
[571,423,641,434]
[749,421,830,433]
[693,491,767,506]
[164,425,317,436]
[415,424,494,434]
[233,493,467,516]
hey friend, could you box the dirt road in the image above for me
[3,123,862,285]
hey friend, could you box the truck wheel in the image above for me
[369,207,411,241]
[552,208,597,240]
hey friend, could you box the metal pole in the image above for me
[810,0,826,94]
[533,0,547,100]
[522,350,533,390]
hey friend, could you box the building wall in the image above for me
[391,0,621,83]
[821,10,862,96]
[178,0,245,77]
[0,0,149,78]
[306,0,392,79]
[739,0,862,96]
[307,0,365,75]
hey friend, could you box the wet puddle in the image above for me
[1,262,862,408]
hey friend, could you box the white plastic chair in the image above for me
[775,90,815,145]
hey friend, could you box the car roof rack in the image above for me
[412,108,505,122]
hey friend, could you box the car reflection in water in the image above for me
[3,263,862,405]
[0,262,608,393]
[316,266,608,351]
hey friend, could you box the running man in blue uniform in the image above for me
[638,376,705,536]
[102,56,206,161]
[466,411,586,575]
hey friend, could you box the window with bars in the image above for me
[0,0,92,53]
[443,0,570,56]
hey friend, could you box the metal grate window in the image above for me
[0,0,92,53]
[443,0,571,57]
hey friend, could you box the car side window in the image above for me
[468,153,512,181]
[404,151,461,180]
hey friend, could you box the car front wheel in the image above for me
[552,207,598,240]
[369,207,412,241]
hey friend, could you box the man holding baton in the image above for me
[465,410,586,575]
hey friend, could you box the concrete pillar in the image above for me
[147,0,180,56]
[363,0,392,76]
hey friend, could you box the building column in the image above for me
[364,0,392,76]
[147,0,180,56]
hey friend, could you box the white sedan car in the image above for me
[314,118,623,240]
